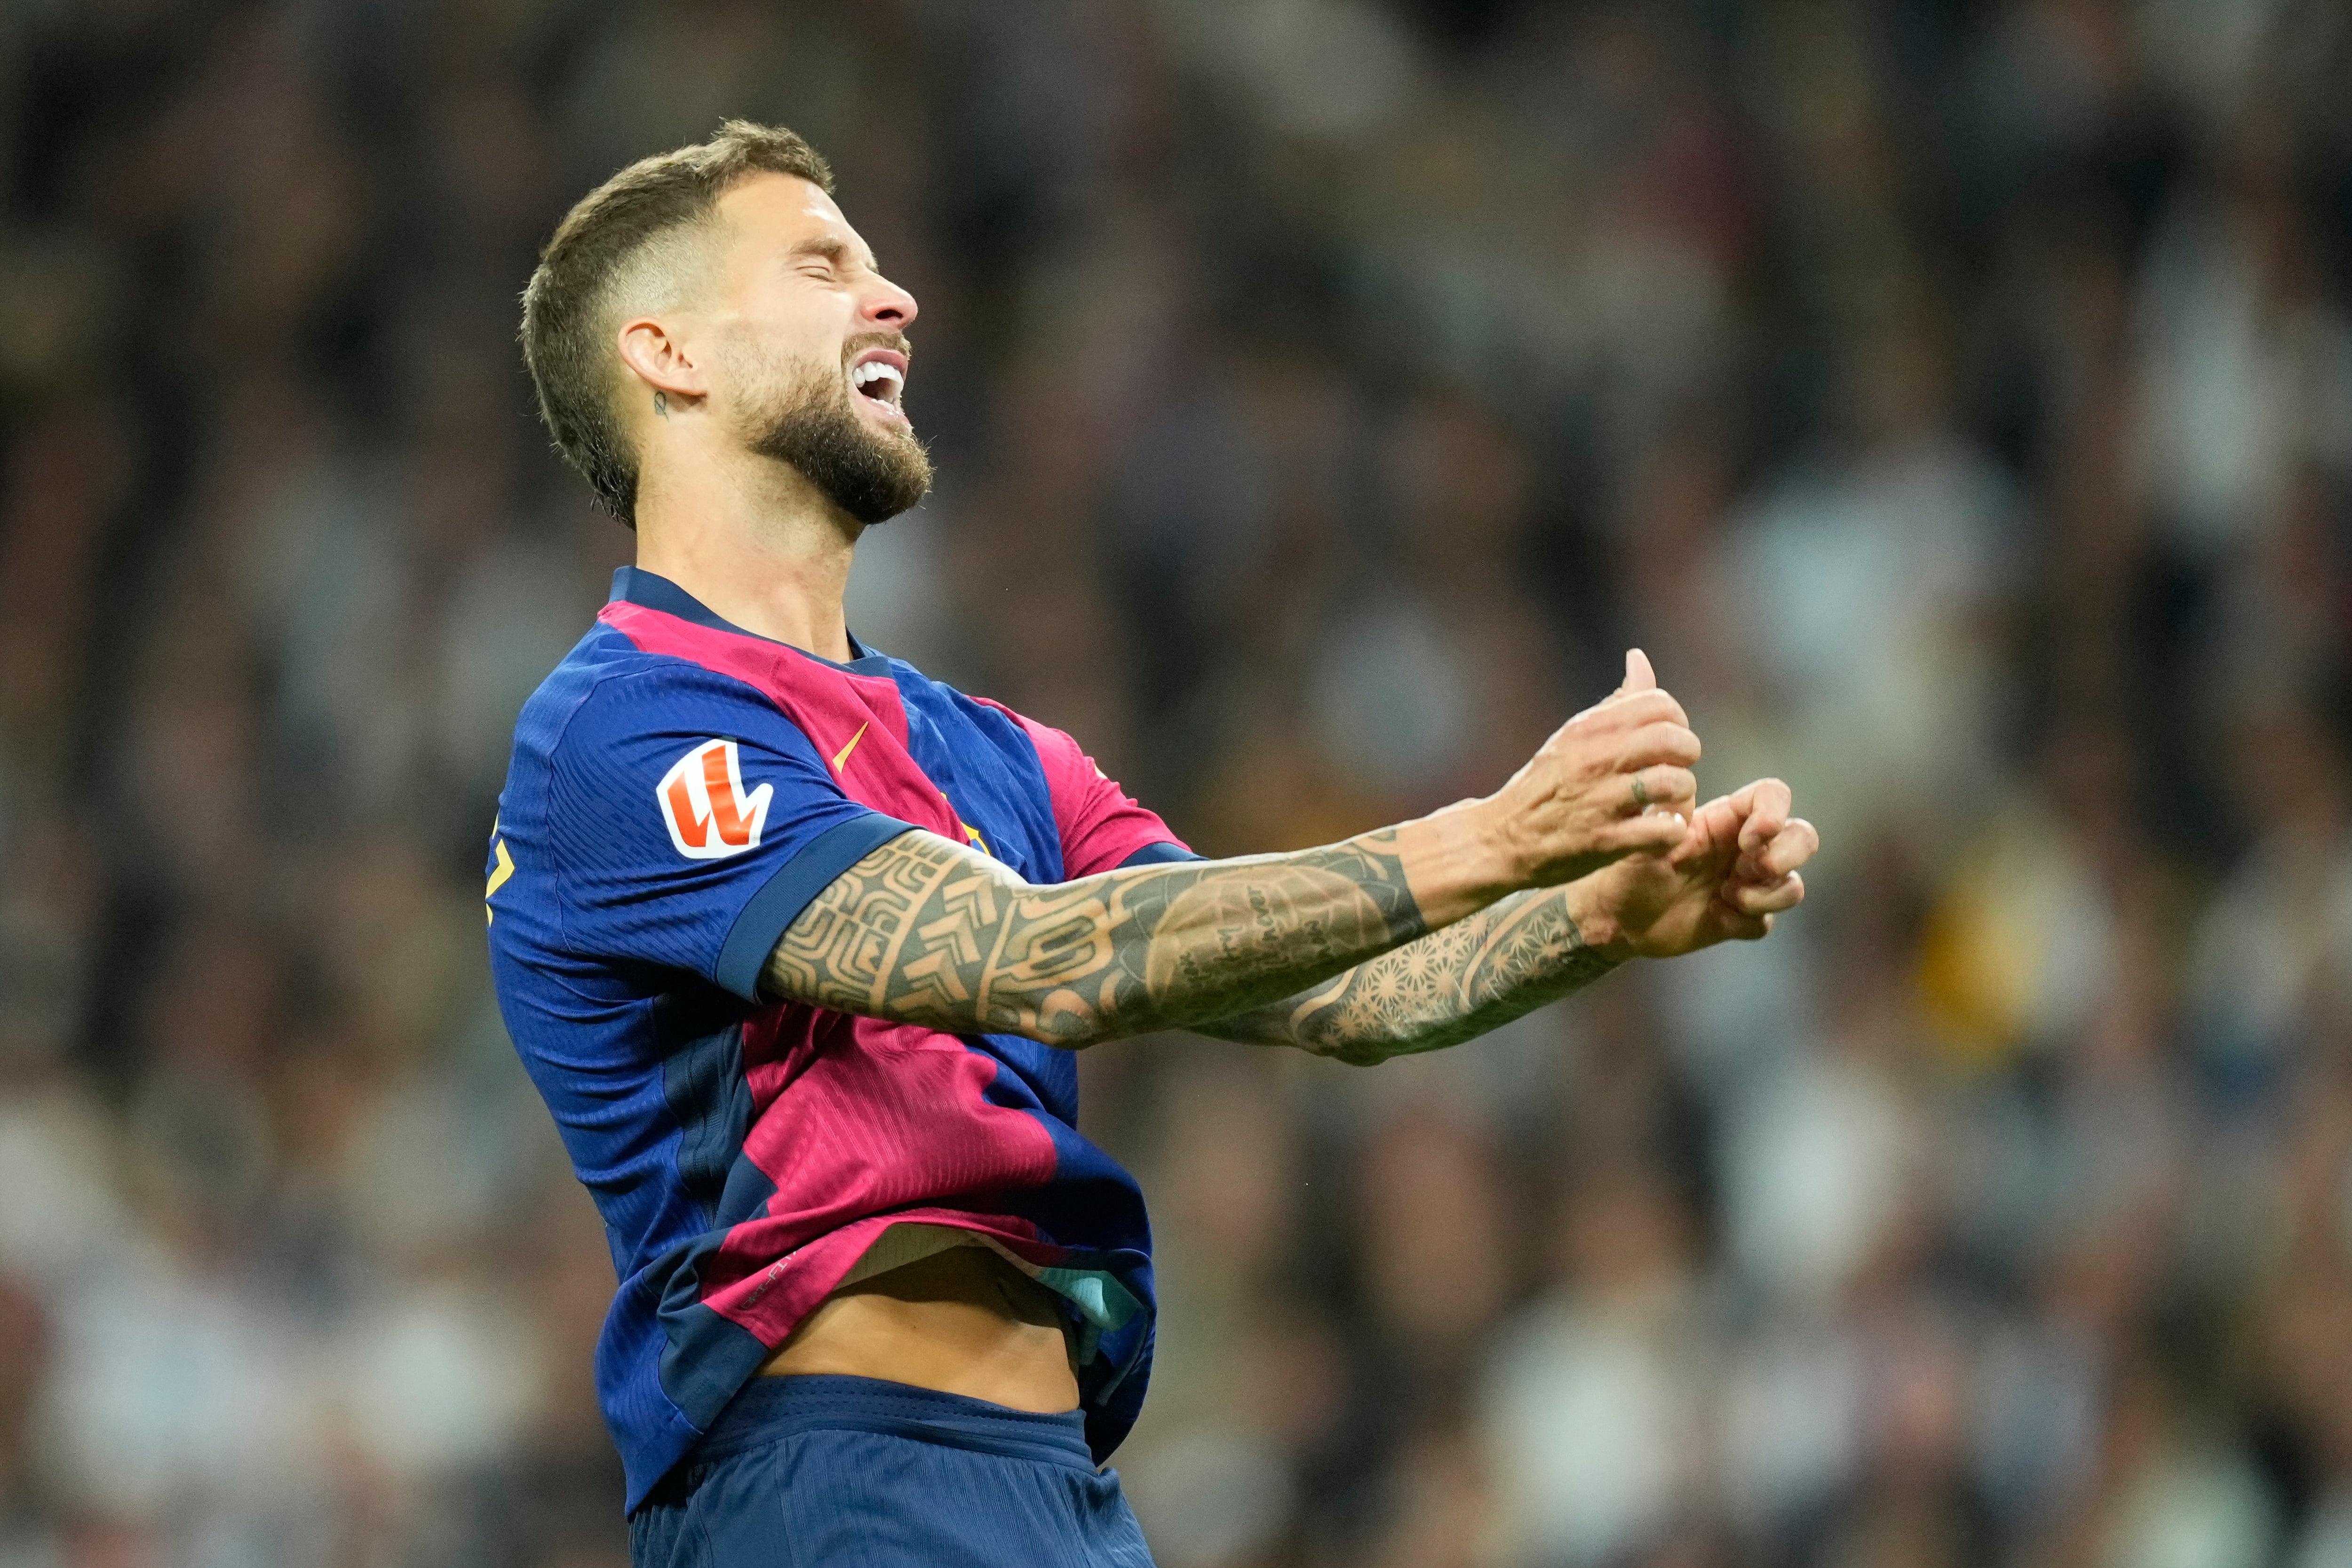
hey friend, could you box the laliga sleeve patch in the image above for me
[656,738,775,860]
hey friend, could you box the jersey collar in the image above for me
[611,566,893,677]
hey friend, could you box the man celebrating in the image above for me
[489,121,1818,1566]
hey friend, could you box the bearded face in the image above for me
[727,334,933,525]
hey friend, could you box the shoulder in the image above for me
[854,649,1045,756]
[520,626,824,774]
[909,674,1058,753]
[958,692,1089,775]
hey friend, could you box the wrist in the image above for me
[1560,876,1639,965]
[1385,798,1523,928]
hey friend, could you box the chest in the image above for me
[775,670,1065,887]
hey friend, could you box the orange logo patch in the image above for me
[657,739,773,860]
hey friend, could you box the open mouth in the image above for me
[849,350,906,418]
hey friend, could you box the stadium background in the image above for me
[3,0,2351,1563]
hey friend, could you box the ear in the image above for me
[615,315,708,407]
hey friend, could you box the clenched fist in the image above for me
[1581,775,1819,959]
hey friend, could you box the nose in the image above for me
[862,273,918,332]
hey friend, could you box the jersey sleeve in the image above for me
[1002,713,1193,879]
[546,665,915,999]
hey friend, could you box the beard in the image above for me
[731,341,933,525]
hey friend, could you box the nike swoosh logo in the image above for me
[831,721,870,772]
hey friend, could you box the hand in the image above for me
[1580,775,1818,959]
[1482,649,1704,889]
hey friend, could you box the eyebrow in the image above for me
[788,236,881,274]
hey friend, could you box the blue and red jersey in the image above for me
[485,567,1189,1513]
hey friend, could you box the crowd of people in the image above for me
[3,0,2352,1564]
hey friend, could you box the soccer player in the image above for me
[488,121,1818,1566]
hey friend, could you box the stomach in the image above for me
[756,1243,1080,1413]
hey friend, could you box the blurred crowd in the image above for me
[4,0,2352,1564]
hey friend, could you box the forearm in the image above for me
[760,810,1515,1048]
[1200,880,1626,1063]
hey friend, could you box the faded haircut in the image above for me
[520,120,834,528]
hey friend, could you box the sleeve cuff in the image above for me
[1116,841,1201,868]
[714,813,919,1001]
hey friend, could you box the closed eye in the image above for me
[788,238,879,282]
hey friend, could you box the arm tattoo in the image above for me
[762,829,1427,1047]
[1203,887,1619,1063]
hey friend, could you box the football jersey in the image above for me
[485,567,1192,1513]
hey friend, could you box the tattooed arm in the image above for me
[762,827,1438,1047]
[1199,883,1621,1062]
[760,683,1710,1048]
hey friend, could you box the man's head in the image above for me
[520,120,930,530]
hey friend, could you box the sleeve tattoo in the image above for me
[1200,887,1620,1063]
[761,828,1430,1047]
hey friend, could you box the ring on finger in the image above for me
[1630,773,1650,811]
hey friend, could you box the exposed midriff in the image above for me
[756,1243,1080,1413]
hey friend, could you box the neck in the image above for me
[633,442,863,662]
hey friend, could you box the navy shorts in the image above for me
[628,1376,1157,1567]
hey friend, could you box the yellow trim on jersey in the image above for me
[485,837,515,923]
